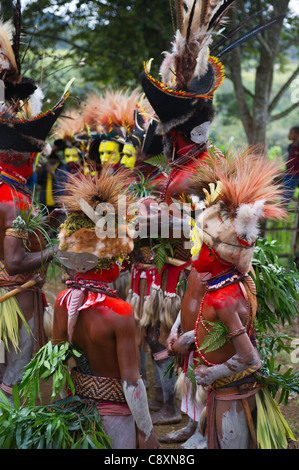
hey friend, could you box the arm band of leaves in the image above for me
[226,326,247,340]
[5,228,29,240]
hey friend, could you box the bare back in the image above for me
[53,295,140,384]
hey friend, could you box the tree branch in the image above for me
[23,29,92,54]
[269,64,299,113]
[270,100,299,121]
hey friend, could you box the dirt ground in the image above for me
[41,278,299,450]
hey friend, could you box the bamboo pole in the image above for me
[0,278,37,304]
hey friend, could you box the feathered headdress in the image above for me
[140,1,284,143]
[189,148,287,272]
[81,88,143,141]
[140,0,227,137]
[57,166,135,273]
[0,3,67,154]
[53,109,84,144]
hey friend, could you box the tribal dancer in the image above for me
[0,11,67,405]
[53,167,159,449]
[80,88,142,174]
[188,148,295,449]
[138,0,226,427]
[124,103,166,389]
[140,0,286,439]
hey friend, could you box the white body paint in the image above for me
[123,378,153,441]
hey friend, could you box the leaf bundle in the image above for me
[0,288,31,352]
[0,392,112,449]
[255,388,295,449]
[19,341,81,406]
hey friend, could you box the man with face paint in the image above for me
[139,1,225,431]
[0,14,67,406]
[64,147,82,174]
[121,142,137,169]
[81,88,141,174]
[139,0,287,444]
[99,139,122,166]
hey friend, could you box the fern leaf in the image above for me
[198,321,229,353]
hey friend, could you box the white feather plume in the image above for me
[0,19,19,79]
[159,0,223,88]
[234,200,265,242]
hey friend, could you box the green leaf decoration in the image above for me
[11,188,56,270]
[127,169,161,198]
[0,393,112,449]
[152,238,176,274]
[19,341,80,406]
[255,388,295,449]
[0,288,31,352]
[144,153,170,175]
[198,321,230,353]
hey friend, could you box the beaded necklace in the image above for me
[0,168,27,185]
[66,277,119,298]
[160,143,207,201]
[194,271,254,367]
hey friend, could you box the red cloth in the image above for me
[96,401,131,416]
[57,288,133,317]
[0,181,30,208]
[75,263,120,284]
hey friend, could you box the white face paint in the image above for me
[190,121,210,144]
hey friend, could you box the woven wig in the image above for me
[57,166,135,271]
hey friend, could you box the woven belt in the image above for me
[213,364,261,389]
[71,367,127,404]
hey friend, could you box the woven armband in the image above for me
[226,326,246,340]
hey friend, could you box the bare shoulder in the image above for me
[102,296,134,319]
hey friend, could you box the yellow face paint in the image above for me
[121,143,137,169]
[64,147,79,163]
[99,140,120,164]
[189,218,203,260]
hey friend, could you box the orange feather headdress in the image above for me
[53,109,84,143]
[190,147,287,222]
[189,147,287,272]
[80,88,145,139]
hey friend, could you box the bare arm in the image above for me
[3,234,56,276]
[194,301,260,387]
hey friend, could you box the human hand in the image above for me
[194,364,211,386]
[166,330,178,355]
[137,429,160,449]
[171,333,194,356]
